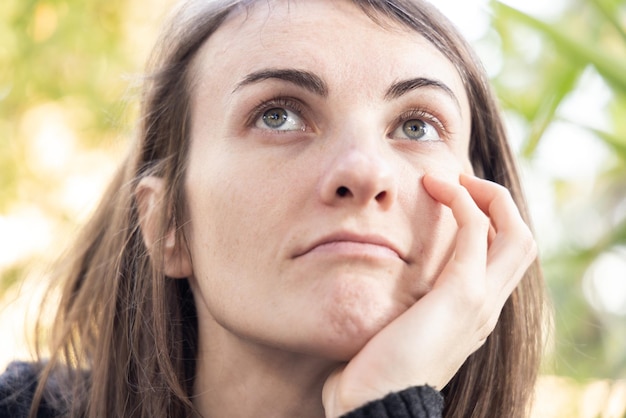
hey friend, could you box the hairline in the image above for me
[182,0,473,139]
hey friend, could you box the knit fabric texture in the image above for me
[0,361,55,418]
[341,386,444,418]
[0,362,443,418]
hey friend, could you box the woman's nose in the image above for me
[319,140,397,210]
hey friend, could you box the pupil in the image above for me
[403,120,426,139]
[263,108,288,128]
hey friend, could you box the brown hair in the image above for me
[31,0,545,417]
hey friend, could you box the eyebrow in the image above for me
[233,68,329,97]
[385,77,461,110]
[233,69,460,111]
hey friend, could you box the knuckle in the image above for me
[493,184,518,211]
[477,314,499,342]
[492,181,511,197]
[485,313,500,334]
[464,201,490,229]
[476,214,491,231]
[517,227,537,258]
[491,182,513,204]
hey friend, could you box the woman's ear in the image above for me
[135,176,193,279]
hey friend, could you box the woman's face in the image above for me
[183,0,472,360]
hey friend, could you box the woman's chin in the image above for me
[310,295,407,361]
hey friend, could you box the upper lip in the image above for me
[294,231,407,262]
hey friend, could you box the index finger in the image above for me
[422,173,490,267]
[459,174,525,234]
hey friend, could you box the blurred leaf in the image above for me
[522,65,582,157]
[494,1,626,93]
[492,0,626,383]
[590,0,626,44]
[584,126,626,161]
[0,263,26,292]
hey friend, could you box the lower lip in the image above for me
[305,241,400,259]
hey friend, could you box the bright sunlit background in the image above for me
[1,0,625,416]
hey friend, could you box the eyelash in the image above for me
[247,97,308,130]
[247,96,450,139]
[391,108,450,140]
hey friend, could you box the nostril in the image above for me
[336,186,351,197]
[375,191,387,202]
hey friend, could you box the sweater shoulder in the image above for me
[0,361,41,417]
[0,361,61,418]
[341,386,444,418]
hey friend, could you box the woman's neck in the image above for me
[192,318,340,418]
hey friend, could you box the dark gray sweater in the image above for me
[0,361,443,418]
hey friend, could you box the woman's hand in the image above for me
[322,173,537,417]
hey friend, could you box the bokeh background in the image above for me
[1,0,625,416]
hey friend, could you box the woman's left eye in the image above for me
[391,118,441,142]
[255,107,305,132]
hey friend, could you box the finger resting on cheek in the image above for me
[459,174,507,214]
[426,179,490,266]
[486,231,537,282]
[459,174,527,234]
[423,175,471,214]
[423,175,488,229]
[422,173,460,204]
[453,223,488,268]
[424,174,493,266]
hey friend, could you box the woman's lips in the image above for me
[306,240,401,259]
[295,232,405,261]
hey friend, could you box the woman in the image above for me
[0,0,545,417]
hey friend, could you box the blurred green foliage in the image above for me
[1,0,625,387]
[0,0,138,214]
[492,0,626,380]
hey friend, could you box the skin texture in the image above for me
[136,1,536,417]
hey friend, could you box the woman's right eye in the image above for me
[255,107,306,132]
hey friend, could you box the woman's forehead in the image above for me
[190,0,469,118]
